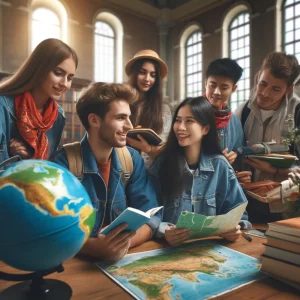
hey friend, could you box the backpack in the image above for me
[241,101,300,129]
[63,142,133,186]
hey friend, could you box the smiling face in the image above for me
[256,69,291,110]
[34,57,76,102]
[205,75,237,110]
[136,61,156,93]
[97,99,133,148]
[173,105,210,149]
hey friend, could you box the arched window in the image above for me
[229,12,250,112]
[94,12,123,83]
[94,21,115,82]
[282,0,300,62]
[32,8,60,50]
[179,24,202,101]
[31,0,68,52]
[185,31,202,97]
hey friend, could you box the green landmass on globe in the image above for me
[108,245,227,300]
[0,164,95,241]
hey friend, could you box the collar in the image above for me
[80,134,123,174]
[183,152,215,173]
[199,152,215,172]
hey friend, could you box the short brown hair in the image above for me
[261,52,300,86]
[76,82,139,130]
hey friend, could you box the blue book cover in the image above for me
[101,206,163,235]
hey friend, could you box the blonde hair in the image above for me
[0,38,78,95]
[77,82,139,130]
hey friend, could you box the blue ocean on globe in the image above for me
[0,159,95,271]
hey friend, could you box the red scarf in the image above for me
[215,104,232,129]
[203,93,232,129]
[14,92,58,160]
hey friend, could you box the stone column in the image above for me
[157,19,172,101]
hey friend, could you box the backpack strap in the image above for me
[115,147,133,187]
[63,142,83,179]
[241,100,251,129]
[63,142,133,186]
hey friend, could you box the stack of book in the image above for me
[261,217,300,290]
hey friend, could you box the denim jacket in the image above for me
[217,114,244,152]
[148,152,251,237]
[52,134,160,237]
[0,95,65,163]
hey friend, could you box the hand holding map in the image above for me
[176,202,248,239]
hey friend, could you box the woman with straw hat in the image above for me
[125,49,172,168]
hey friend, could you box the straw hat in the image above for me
[125,49,168,78]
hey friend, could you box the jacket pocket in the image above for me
[205,194,217,216]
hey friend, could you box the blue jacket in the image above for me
[148,152,251,237]
[0,95,65,163]
[52,134,160,237]
[217,114,244,152]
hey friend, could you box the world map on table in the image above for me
[97,241,265,300]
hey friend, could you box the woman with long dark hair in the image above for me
[0,38,78,163]
[149,96,250,246]
[125,50,172,168]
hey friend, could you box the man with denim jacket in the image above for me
[53,82,160,261]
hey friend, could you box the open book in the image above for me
[176,202,248,239]
[101,206,163,235]
[127,128,163,145]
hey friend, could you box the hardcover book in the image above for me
[264,245,300,266]
[127,128,163,145]
[268,217,300,237]
[264,236,300,254]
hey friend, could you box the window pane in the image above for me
[229,12,250,109]
[31,8,61,51]
[285,0,294,6]
[94,21,115,82]
[296,17,300,29]
[285,7,294,20]
[185,31,202,97]
[286,20,294,32]
[285,31,294,43]
[285,43,294,54]
[296,4,300,17]
[296,41,300,53]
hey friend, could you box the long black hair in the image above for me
[159,96,222,199]
[128,58,163,134]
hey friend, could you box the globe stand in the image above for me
[0,264,72,300]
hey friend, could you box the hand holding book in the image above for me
[127,126,163,146]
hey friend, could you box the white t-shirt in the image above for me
[260,109,276,123]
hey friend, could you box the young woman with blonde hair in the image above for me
[0,38,78,163]
[125,49,172,168]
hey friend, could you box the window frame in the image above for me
[184,30,202,98]
[94,20,116,83]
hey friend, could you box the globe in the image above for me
[0,159,95,272]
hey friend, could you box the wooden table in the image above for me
[1,232,299,299]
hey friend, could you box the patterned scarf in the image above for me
[14,91,58,160]
[203,93,232,129]
[215,104,232,129]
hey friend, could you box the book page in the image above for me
[176,202,248,239]
[146,206,163,217]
